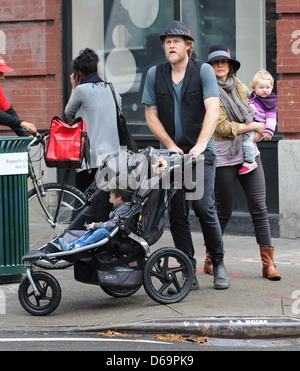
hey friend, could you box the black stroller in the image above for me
[18,147,204,316]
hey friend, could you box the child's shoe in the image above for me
[58,238,71,251]
[239,161,258,175]
[45,242,62,253]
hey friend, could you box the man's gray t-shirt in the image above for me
[142,62,219,155]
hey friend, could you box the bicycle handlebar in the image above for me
[24,128,49,148]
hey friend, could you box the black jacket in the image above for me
[155,58,205,146]
[0,106,28,136]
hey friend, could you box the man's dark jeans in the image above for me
[169,150,224,272]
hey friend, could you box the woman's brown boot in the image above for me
[259,246,281,281]
[204,249,214,275]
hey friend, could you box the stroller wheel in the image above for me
[18,272,61,316]
[143,248,193,304]
[100,285,142,298]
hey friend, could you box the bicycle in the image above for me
[27,130,86,269]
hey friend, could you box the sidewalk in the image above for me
[1,232,300,339]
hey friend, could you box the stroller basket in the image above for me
[74,259,144,288]
[97,270,143,288]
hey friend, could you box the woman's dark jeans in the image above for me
[214,155,272,248]
[169,150,225,272]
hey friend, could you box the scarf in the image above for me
[80,73,104,85]
[218,76,254,123]
[218,76,255,158]
[249,91,278,110]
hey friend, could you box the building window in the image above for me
[71,0,267,123]
[182,0,236,61]
[103,0,174,121]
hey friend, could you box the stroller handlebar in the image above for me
[169,153,204,171]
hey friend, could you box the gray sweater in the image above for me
[93,202,131,231]
[65,82,121,170]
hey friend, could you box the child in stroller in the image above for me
[51,175,134,251]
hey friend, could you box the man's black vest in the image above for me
[155,58,205,146]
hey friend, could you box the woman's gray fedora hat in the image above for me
[207,44,240,71]
[159,21,194,42]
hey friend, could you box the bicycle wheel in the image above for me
[18,271,61,316]
[143,248,193,304]
[28,183,86,269]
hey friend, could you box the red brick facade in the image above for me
[277,0,300,138]
[0,0,62,136]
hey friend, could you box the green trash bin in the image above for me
[0,137,32,283]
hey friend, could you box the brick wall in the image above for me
[277,0,300,138]
[0,0,62,136]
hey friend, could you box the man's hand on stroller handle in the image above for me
[189,142,206,159]
[164,141,205,159]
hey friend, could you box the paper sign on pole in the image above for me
[0,153,28,175]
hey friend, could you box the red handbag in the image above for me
[45,116,90,169]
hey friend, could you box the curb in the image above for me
[98,317,300,339]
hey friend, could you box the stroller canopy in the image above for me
[92,147,204,246]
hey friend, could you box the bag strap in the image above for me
[107,82,122,116]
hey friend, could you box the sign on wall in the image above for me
[0,153,28,176]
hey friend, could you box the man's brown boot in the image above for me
[259,246,281,281]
